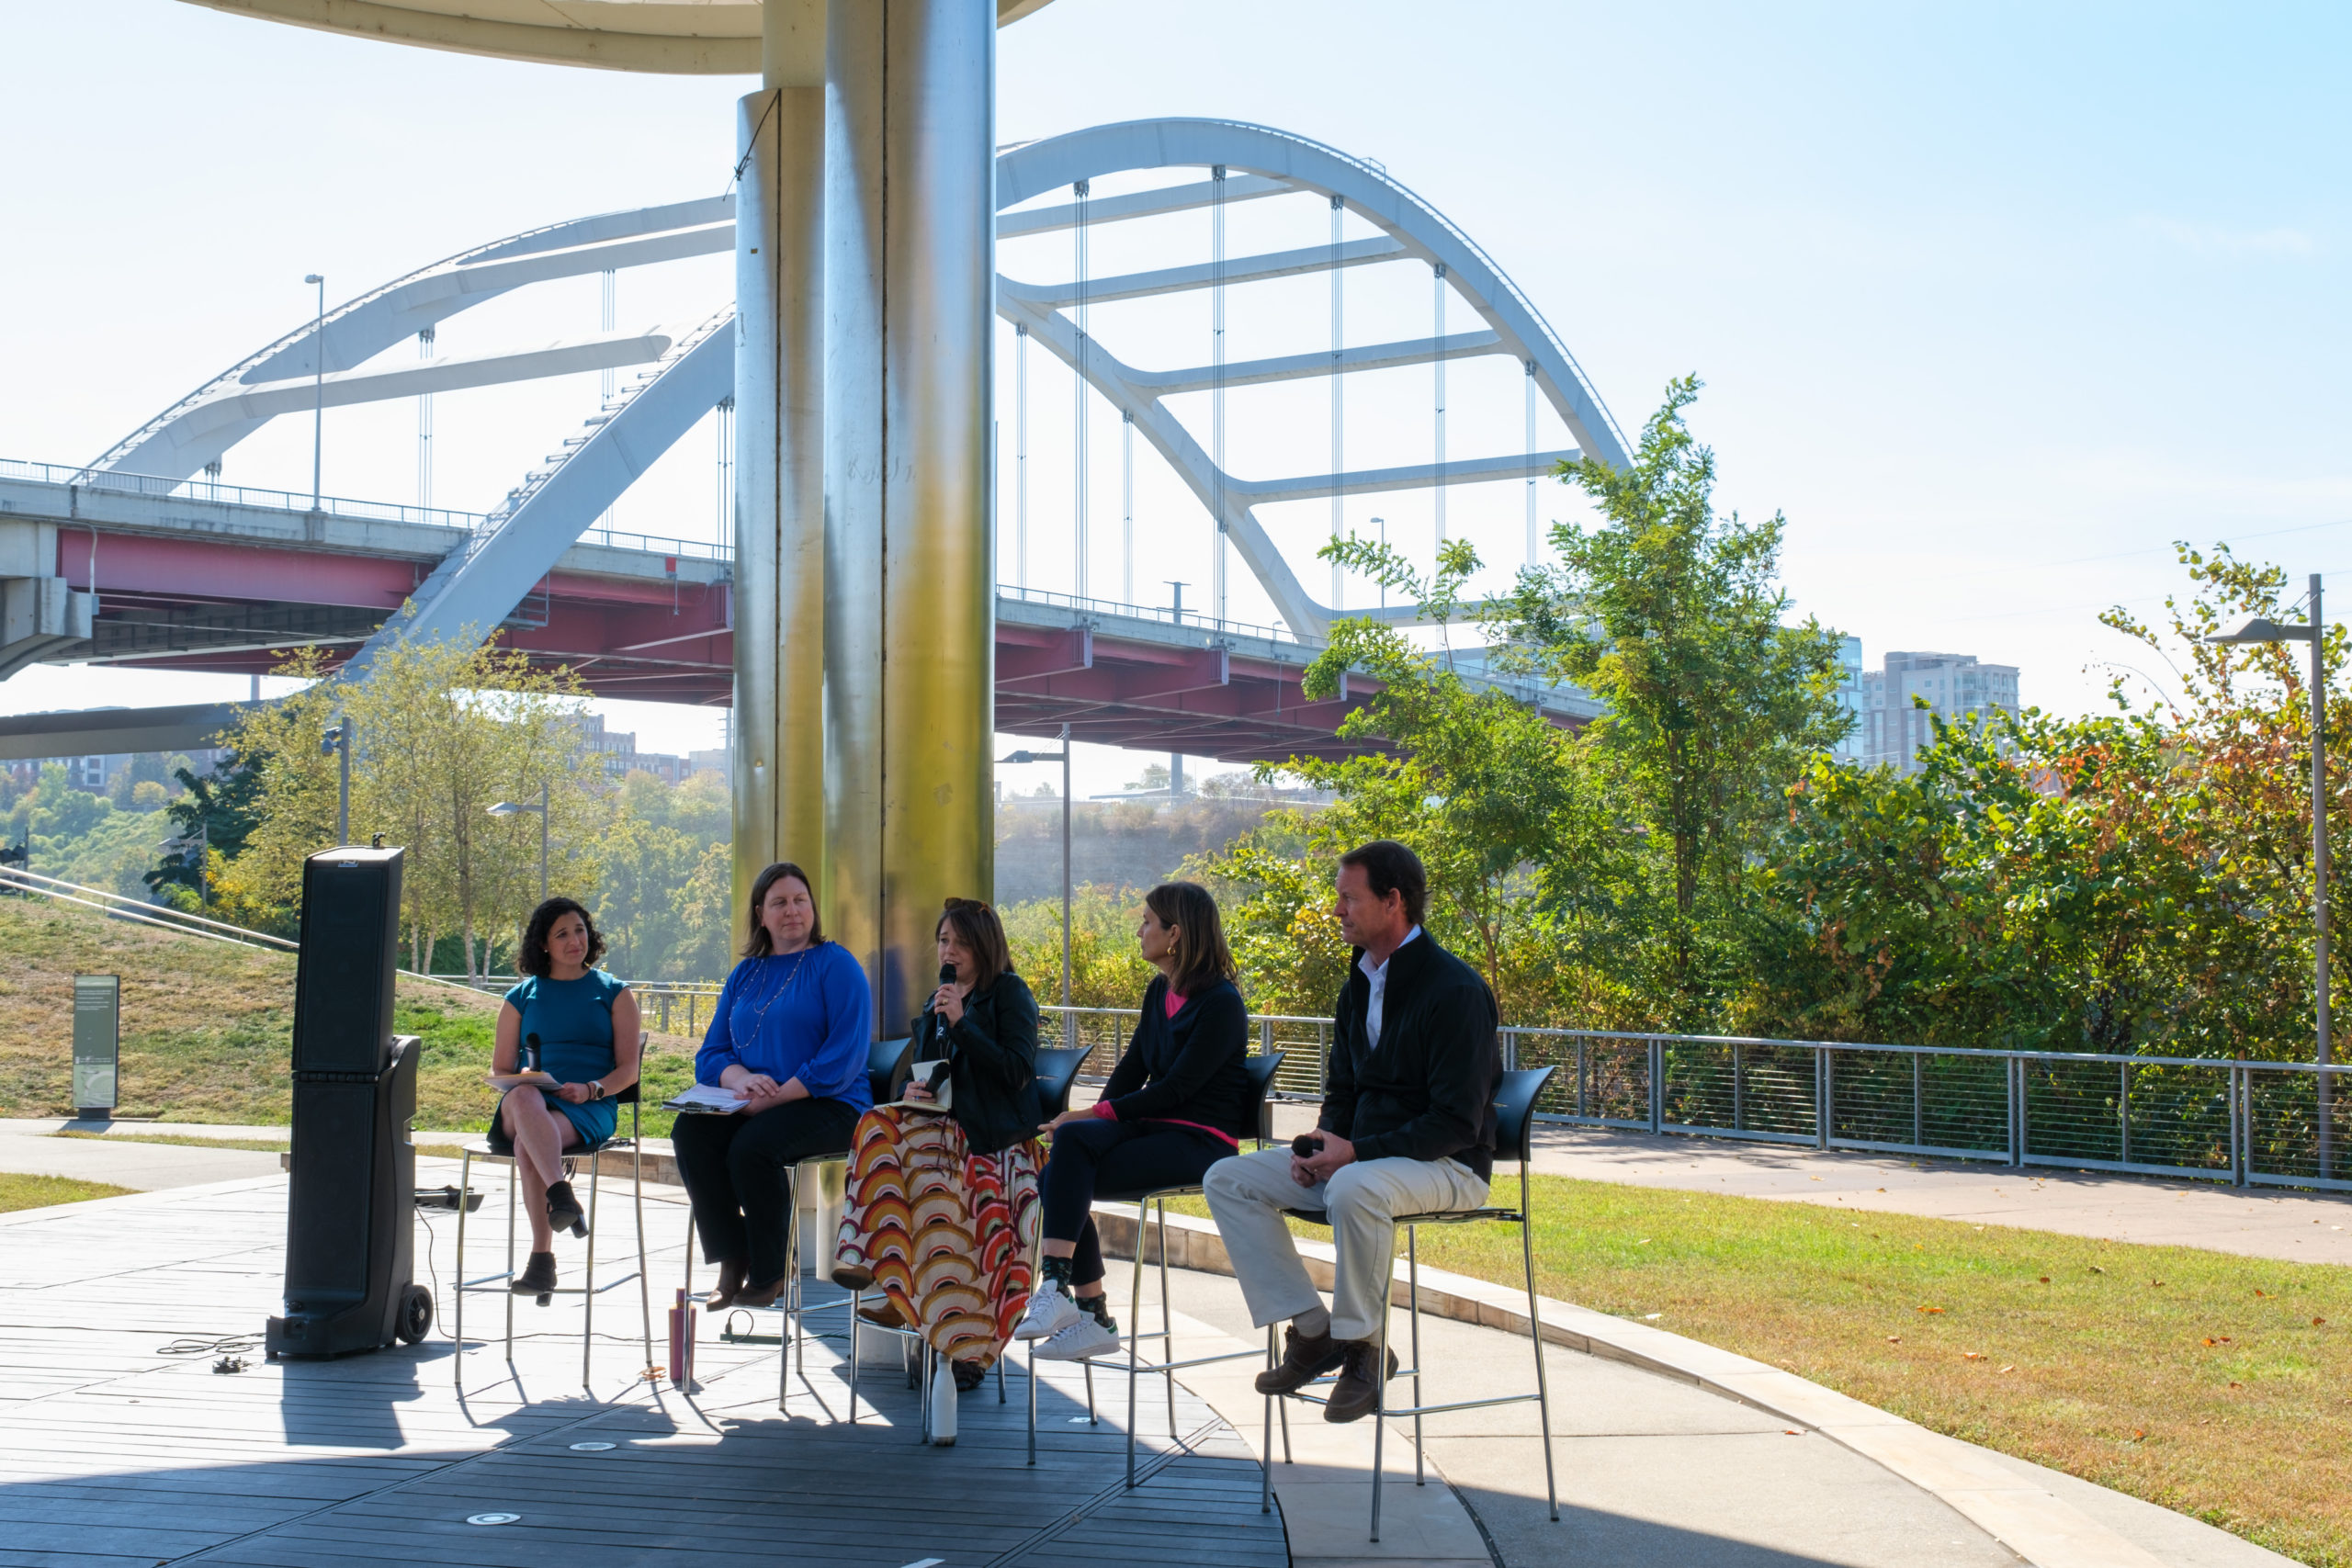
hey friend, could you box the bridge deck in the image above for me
[0,1168,1287,1568]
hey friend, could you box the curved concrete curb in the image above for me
[1091,1202,2168,1568]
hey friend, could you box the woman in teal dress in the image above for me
[492,897,643,1301]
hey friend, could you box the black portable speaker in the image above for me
[291,846,403,1074]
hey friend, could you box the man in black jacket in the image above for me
[1204,840,1500,1423]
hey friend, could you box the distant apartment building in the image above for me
[576,712,691,785]
[1860,650,2020,774]
[1830,635,1865,762]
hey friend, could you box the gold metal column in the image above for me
[731,3,828,948]
[823,0,997,1038]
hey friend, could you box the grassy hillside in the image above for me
[0,898,698,1134]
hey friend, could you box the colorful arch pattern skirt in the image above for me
[831,1106,1043,1368]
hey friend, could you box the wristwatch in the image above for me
[590,1080,605,1100]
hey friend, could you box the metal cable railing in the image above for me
[1039,1006,2346,1190]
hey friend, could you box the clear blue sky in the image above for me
[3,2,2347,789]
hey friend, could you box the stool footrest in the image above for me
[1114,1346,1261,1377]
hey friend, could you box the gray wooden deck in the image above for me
[0,1165,1288,1568]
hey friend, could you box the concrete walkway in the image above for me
[0,1117,286,1190]
[1524,1123,2352,1266]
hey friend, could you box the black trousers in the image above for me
[1040,1118,1232,1287]
[671,1097,862,1288]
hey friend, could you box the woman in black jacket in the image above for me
[1012,880,1250,1361]
[832,897,1043,1435]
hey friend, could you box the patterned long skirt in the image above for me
[831,1106,1043,1368]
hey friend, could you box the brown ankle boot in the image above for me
[706,1257,747,1310]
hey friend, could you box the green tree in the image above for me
[1501,378,1850,1024]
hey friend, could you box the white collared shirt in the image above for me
[1358,925,1422,1051]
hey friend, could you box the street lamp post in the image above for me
[303,274,325,511]
[487,779,550,905]
[319,719,353,846]
[2210,572,2333,1179]
[1000,728,1074,1043]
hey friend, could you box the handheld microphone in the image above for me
[1291,1134,1323,1158]
[929,964,958,1055]
[939,962,958,987]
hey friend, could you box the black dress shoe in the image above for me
[1321,1339,1398,1423]
[544,1179,586,1238]
[1255,1324,1347,1395]
[706,1257,747,1310]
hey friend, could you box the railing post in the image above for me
[1815,1047,1829,1150]
[1912,1053,1924,1149]
[2231,1061,2245,1186]
[2119,1061,2131,1168]
[1576,1037,1589,1119]
[1648,1037,1664,1134]
[2008,1056,2023,1168]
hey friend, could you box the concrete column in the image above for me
[823,0,997,1038]
[731,2,829,948]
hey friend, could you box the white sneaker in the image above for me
[1035,1312,1121,1361]
[1012,1279,1080,1341]
[928,1354,958,1446]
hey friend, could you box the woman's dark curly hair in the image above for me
[516,897,606,977]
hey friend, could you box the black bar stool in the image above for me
[1261,1066,1560,1541]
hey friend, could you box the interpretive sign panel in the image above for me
[72,974,119,1116]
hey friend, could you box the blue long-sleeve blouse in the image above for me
[695,942,874,1111]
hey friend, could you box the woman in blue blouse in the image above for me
[678,860,874,1310]
[493,898,642,1302]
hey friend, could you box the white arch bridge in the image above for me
[0,118,1616,763]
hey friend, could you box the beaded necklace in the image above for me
[741,943,817,1026]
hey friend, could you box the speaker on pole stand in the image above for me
[266,842,435,1359]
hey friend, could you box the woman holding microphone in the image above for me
[832,897,1043,1441]
[675,861,873,1311]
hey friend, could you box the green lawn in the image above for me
[0,899,700,1137]
[1182,1177,2352,1566]
[0,1171,133,1213]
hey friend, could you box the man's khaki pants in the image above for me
[1203,1145,1487,1342]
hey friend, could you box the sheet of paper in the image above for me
[664,1083,749,1113]
[484,1071,557,1089]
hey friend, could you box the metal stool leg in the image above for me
[1083,1359,1096,1422]
[633,1114,651,1375]
[454,1148,471,1381]
[582,1150,601,1389]
[503,1157,517,1353]
[1125,1195,1148,1487]
[1260,1325,1276,1514]
[1371,1249,1395,1544]
[1158,1197,1177,1439]
[1408,1224,1423,1485]
[1522,1203,1559,1521]
[855,1288,875,1419]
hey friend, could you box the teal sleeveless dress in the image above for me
[503,969,628,1146]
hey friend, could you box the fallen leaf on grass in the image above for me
[1962,1351,1984,1360]
[1998,1365,2016,1373]
[1917,1305,1945,1314]
[2091,1265,2106,1274]
[2255,1290,2267,1298]
[2037,1276,2050,1284]
[2150,1280,2166,1288]
[2132,1429,2146,1440]
[2316,1317,2330,1326]
[1886,1336,1901,1344]
[2230,1381,2244,1390]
